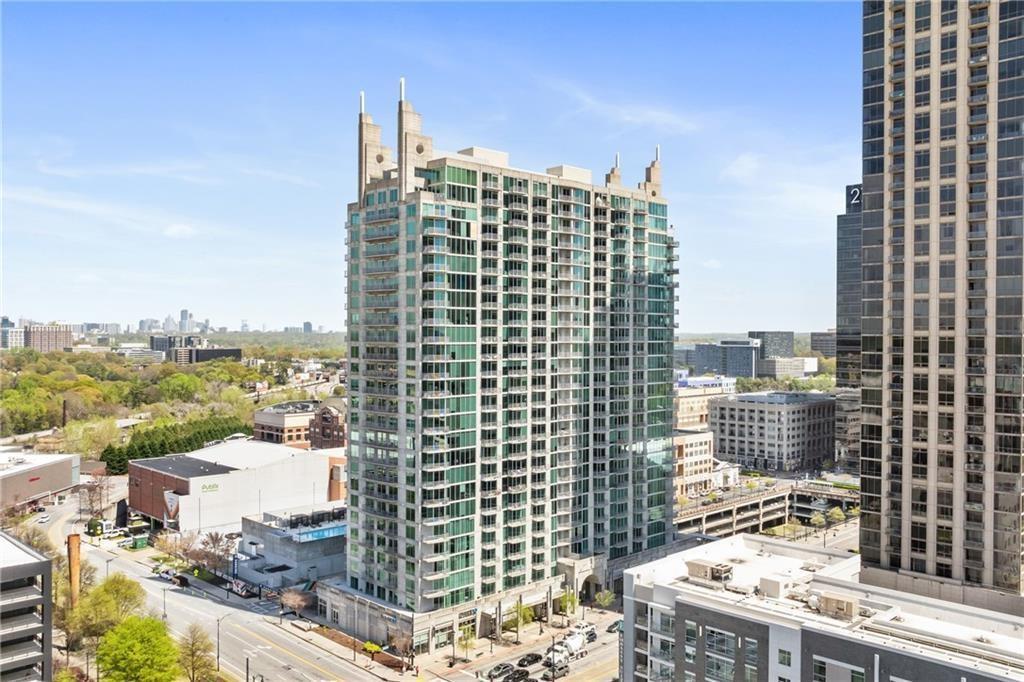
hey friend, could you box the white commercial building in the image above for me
[128,440,330,534]
[621,534,1024,682]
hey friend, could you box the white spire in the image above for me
[615,152,620,168]
[399,77,405,102]
[359,90,365,114]
[655,144,661,162]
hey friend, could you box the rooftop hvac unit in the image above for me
[687,559,733,583]
[819,592,859,620]
[759,575,791,599]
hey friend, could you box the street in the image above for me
[43,492,381,681]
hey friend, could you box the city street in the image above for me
[44,497,381,682]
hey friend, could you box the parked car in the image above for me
[158,569,176,581]
[542,663,569,680]
[585,630,597,643]
[116,538,132,549]
[171,574,190,588]
[518,653,543,668]
[32,505,46,513]
[487,663,515,680]
[506,670,531,682]
[607,619,623,633]
[35,514,50,524]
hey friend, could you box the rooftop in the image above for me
[0,451,78,478]
[256,400,321,415]
[714,391,834,405]
[627,535,1024,679]
[0,531,49,569]
[244,501,348,542]
[131,440,315,477]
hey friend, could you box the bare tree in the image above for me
[280,588,313,616]
[389,631,413,671]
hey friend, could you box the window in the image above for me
[813,660,827,682]
[778,649,792,666]
[852,671,866,682]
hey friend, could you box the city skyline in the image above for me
[4,2,860,330]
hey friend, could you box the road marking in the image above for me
[232,623,342,680]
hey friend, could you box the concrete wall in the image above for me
[0,456,80,508]
[176,455,329,534]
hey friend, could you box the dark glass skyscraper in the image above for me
[836,184,863,389]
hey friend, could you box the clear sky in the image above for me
[3,2,861,333]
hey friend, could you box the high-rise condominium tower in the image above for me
[860,0,1024,614]
[340,83,677,646]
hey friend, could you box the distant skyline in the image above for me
[3,2,860,331]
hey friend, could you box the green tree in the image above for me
[827,506,847,525]
[559,590,578,624]
[595,589,615,611]
[457,624,475,661]
[809,511,826,529]
[97,616,179,682]
[362,641,382,662]
[847,505,861,517]
[178,623,216,682]
[157,374,203,402]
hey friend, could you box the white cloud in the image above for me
[163,223,197,238]
[545,79,699,136]
[36,158,216,185]
[4,186,229,239]
[700,258,722,270]
[720,153,760,182]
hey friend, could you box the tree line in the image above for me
[100,415,252,474]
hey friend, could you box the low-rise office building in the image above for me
[0,530,53,681]
[1,328,25,350]
[168,347,242,365]
[236,502,348,590]
[128,440,329,534]
[0,452,81,510]
[621,534,1023,682]
[254,400,319,449]
[674,429,715,500]
[674,375,737,430]
[755,357,812,380]
[309,402,347,449]
[709,392,834,472]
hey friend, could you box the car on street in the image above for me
[487,663,515,679]
[585,630,597,643]
[541,663,569,680]
[517,653,543,668]
[158,569,176,581]
[32,506,46,513]
[607,619,622,633]
[36,514,50,524]
[506,670,530,682]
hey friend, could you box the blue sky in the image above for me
[3,2,861,333]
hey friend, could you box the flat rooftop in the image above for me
[627,535,1024,679]
[0,531,48,569]
[256,400,320,415]
[715,391,833,405]
[131,440,314,477]
[0,451,77,478]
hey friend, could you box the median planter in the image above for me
[313,627,406,672]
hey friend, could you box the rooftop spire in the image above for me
[655,144,661,162]
[399,77,405,102]
[615,152,620,168]
[359,90,365,115]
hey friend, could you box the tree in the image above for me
[559,591,578,625]
[389,632,413,672]
[675,493,689,509]
[827,506,847,525]
[157,374,203,402]
[594,589,615,611]
[457,624,475,661]
[53,669,77,682]
[280,588,313,617]
[744,480,758,492]
[508,601,534,629]
[73,574,146,656]
[178,623,216,682]
[847,505,861,518]
[96,616,179,682]
[809,511,826,529]
[362,641,382,662]
[707,491,719,503]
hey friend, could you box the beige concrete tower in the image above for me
[357,91,391,198]
[396,78,433,198]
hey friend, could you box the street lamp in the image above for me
[162,587,170,620]
[216,612,238,671]
[105,557,115,578]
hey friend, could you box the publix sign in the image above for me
[200,483,220,494]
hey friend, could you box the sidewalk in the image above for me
[419,604,623,679]
[270,619,407,682]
